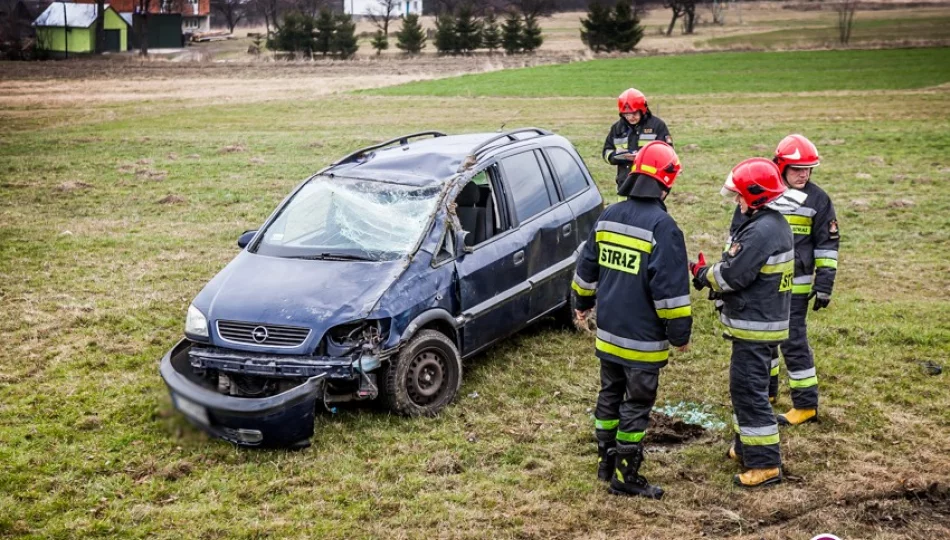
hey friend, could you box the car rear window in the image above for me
[500,151,552,224]
[547,147,589,199]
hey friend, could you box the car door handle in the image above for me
[513,250,525,266]
[562,223,572,237]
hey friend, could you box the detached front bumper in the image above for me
[160,339,325,447]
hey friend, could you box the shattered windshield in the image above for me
[254,176,442,261]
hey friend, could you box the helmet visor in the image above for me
[720,172,739,199]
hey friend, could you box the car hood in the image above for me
[195,251,406,332]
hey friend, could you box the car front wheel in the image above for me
[382,329,462,417]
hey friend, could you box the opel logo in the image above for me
[251,326,269,343]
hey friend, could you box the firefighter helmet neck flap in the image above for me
[721,158,787,213]
[619,141,682,199]
[618,88,649,119]
[773,134,821,176]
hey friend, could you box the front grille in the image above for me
[216,320,311,348]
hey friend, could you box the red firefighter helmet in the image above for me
[618,88,648,115]
[721,158,786,210]
[632,141,682,189]
[773,134,820,175]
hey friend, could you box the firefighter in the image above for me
[691,158,801,488]
[726,135,838,425]
[602,88,673,192]
[573,141,692,499]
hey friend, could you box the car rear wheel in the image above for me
[382,329,462,416]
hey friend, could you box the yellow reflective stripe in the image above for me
[596,338,669,362]
[595,418,619,430]
[785,215,813,226]
[723,327,790,342]
[595,231,653,253]
[571,281,596,296]
[637,139,650,147]
[770,365,780,377]
[740,433,780,446]
[815,258,838,269]
[760,260,793,274]
[791,225,811,235]
[616,431,645,443]
[792,283,812,295]
[657,306,692,319]
[639,164,657,174]
[603,149,612,163]
[789,376,818,389]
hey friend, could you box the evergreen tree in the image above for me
[395,13,427,54]
[314,8,336,56]
[271,11,317,55]
[333,12,359,58]
[371,30,389,55]
[481,11,501,54]
[434,12,457,54]
[521,14,543,53]
[454,4,482,54]
[580,1,611,53]
[501,11,523,54]
[612,1,643,52]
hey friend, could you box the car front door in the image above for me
[455,164,530,355]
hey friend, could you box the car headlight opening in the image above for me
[185,305,209,338]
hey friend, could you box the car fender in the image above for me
[399,308,460,348]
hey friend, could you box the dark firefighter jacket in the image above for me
[698,208,794,343]
[602,114,672,187]
[729,182,839,296]
[572,198,692,371]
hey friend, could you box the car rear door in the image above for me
[455,164,530,355]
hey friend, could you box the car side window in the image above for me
[453,165,507,248]
[432,225,455,265]
[500,151,553,224]
[546,147,589,199]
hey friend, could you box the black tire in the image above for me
[381,329,462,417]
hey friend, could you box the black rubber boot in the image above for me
[607,442,664,499]
[595,429,617,482]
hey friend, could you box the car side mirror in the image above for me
[456,231,472,257]
[237,230,257,249]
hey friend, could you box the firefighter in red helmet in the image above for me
[602,88,673,192]
[573,141,692,499]
[692,158,804,488]
[727,134,838,426]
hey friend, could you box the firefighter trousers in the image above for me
[594,361,659,444]
[768,295,819,409]
[731,340,781,470]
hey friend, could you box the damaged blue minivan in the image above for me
[160,128,604,447]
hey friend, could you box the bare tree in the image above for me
[212,0,249,32]
[136,0,152,55]
[510,0,553,19]
[663,0,696,35]
[366,0,398,38]
[835,0,857,45]
[708,0,724,25]
[251,0,282,34]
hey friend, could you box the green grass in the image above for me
[2,46,950,538]
[704,16,950,49]
[367,47,950,98]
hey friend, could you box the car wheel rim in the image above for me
[406,349,446,405]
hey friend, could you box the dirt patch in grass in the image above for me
[647,412,707,445]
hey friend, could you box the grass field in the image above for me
[2,46,950,538]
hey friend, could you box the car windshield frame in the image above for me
[251,175,443,262]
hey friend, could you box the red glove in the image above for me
[689,252,706,277]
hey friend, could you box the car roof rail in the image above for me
[331,131,447,166]
[457,127,553,172]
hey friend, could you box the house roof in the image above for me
[33,2,125,28]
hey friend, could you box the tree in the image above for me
[481,10,501,54]
[511,0,552,19]
[366,0,398,40]
[664,0,696,36]
[136,0,152,56]
[270,11,316,55]
[371,29,389,55]
[612,1,643,52]
[434,11,457,54]
[332,12,359,58]
[521,13,542,52]
[580,1,611,53]
[835,0,857,45]
[251,0,283,36]
[212,0,249,33]
[314,7,335,55]
[95,0,104,53]
[395,13,426,54]
[454,4,482,54]
[501,10,522,54]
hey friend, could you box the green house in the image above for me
[33,2,129,55]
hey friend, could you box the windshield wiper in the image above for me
[289,253,376,261]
